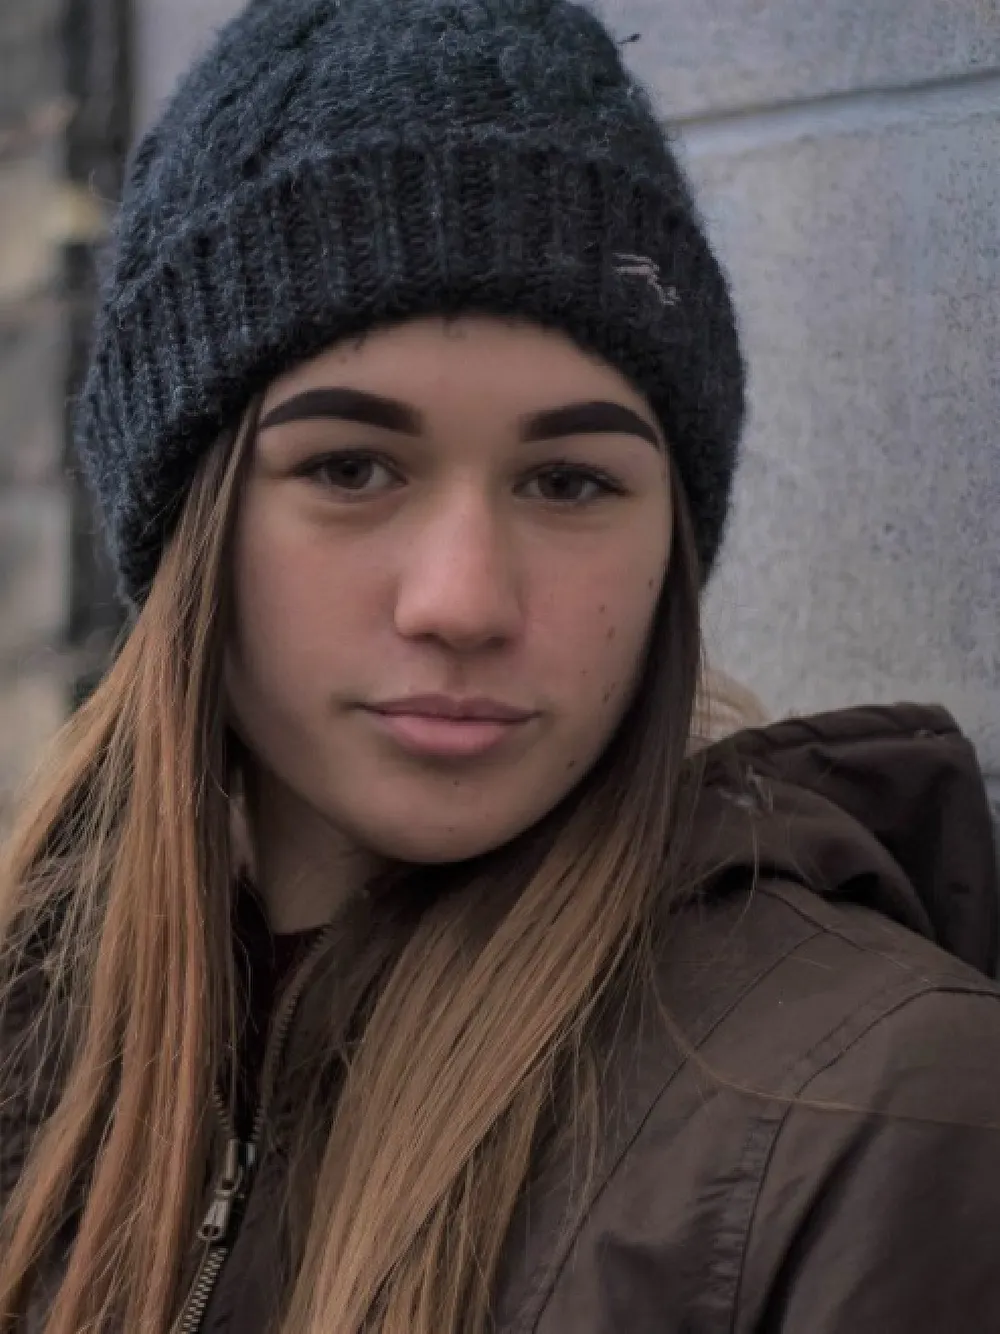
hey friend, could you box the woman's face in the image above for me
[228,316,672,873]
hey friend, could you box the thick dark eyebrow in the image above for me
[258,388,423,435]
[258,388,661,449]
[520,401,661,449]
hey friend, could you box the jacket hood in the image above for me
[693,703,1000,977]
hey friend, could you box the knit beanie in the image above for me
[74,0,745,605]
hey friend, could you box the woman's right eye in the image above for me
[298,451,401,497]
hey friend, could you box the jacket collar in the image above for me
[689,703,999,975]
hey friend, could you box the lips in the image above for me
[370,695,534,723]
[362,695,536,759]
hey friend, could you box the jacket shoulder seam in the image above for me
[756,878,998,993]
[734,980,1000,1324]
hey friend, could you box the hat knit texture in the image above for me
[75,0,745,604]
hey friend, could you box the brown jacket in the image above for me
[5,703,1000,1333]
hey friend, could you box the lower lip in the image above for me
[364,710,528,759]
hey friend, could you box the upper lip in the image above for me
[366,694,535,723]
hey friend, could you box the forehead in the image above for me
[260,315,654,422]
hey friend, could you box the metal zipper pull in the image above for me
[197,1137,256,1245]
[174,924,335,1334]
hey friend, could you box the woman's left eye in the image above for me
[520,465,623,505]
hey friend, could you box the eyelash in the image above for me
[296,450,629,504]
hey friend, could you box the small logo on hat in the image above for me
[613,253,679,308]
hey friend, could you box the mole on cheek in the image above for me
[606,625,616,642]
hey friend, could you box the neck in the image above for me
[242,765,380,933]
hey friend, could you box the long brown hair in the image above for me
[0,400,705,1333]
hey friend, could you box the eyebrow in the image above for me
[520,401,660,448]
[257,387,661,449]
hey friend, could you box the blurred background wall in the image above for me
[0,0,128,811]
[1,0,998,810]
[1,0,67,807]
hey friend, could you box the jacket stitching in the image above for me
[524,892,993,1334]
[704,955,956,1331]
[517,915,826,1332]
[757,880,998,994]
[732,976,1000,1331]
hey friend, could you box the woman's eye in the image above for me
[300,452,399,495]
[522,465,622,505]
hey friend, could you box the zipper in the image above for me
[173,925,334,1334]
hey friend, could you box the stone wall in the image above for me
[0,0,72,806]
[0,0,125,810]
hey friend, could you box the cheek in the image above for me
[532,533,666,719]
[228,499,359,706]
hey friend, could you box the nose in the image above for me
[393,488,523,652]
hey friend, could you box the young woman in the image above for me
[3,2,1000,1332]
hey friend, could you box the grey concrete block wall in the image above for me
[133,0,998,786]
[691,92,999,767]
[599,0,1000,117]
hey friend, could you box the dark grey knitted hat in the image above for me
[75,0,745,605]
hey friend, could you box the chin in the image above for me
[368,822,520,867]
[317,767,582,870]
[347,802,543,868]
